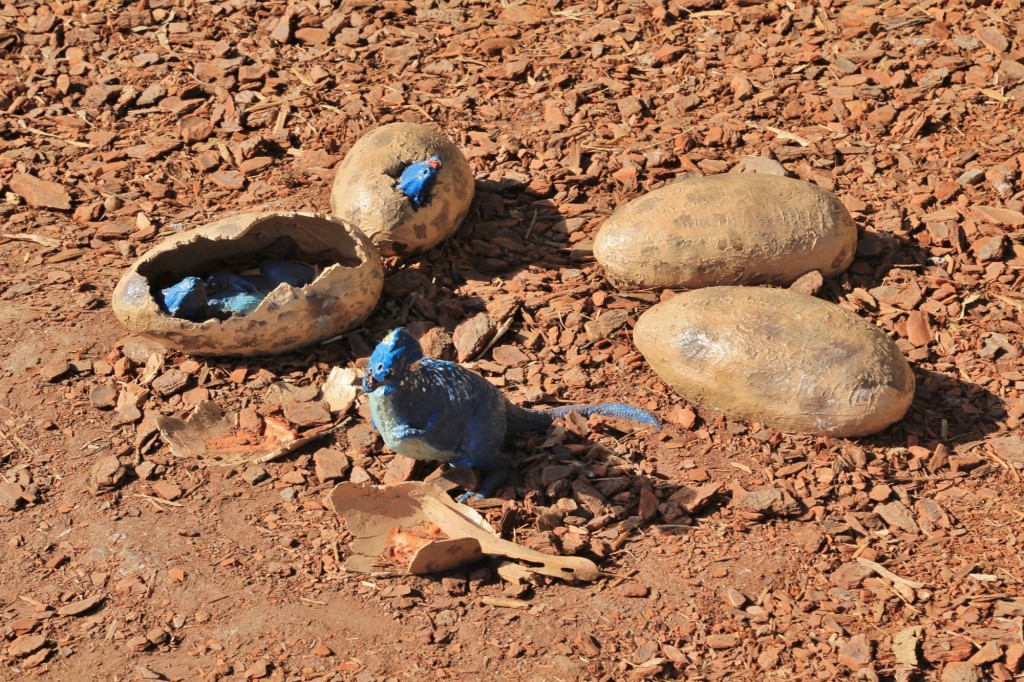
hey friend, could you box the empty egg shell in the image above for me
[330,122,475,257]
[112,212,384,356]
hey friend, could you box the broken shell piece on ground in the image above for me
[330,122,475,257]
[112,212,384,356]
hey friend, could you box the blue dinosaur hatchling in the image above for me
[394,156,442,209]
[159,276,207,320]
[362,328,661,501]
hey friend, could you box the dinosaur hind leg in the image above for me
[451,419,508,501]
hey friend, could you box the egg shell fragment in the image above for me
[112,212,384,356]
[634,287,915,437]
[594,173,857,290]
[330,122,475,257]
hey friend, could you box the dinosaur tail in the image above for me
[506,402,661,434]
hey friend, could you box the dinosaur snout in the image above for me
[362,363,388,392]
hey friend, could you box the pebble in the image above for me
[242,658,270,678]
[89,384,119,409]
[614,582,649,598]
[956,168,985,185]
[241,466,268,485]
[733,156,788,176]
[90,455,127,494]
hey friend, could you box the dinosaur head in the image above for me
[362,328,425,394]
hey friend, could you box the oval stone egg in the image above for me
[330,122,475,257]
[594,173,857,290]
[634,287,914,437]
[112,212,384,356]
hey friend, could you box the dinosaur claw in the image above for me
[455,490,484,504]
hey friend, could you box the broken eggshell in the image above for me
[329,122,475,257]
[112,212,384,356]
[330,481,599,581]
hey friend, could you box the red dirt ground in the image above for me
[2,1,1023,680]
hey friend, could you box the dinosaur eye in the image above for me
[376,363,384,372]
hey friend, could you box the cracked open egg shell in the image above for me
[594,173,857,290]
[634,287,915,437]
[330,122,475,257]
[112,212,384,356]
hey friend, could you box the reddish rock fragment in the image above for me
[209,170,245,190]
[9,173,72,210]
[57,593,106,616]
[615,582,649,598]
[382,455,418,485]
[838,634,873,669]
[453,313,497,362]
[923,637,974,664]
[941,662,981,682]
[282,400,332,427]
[9,634,47,657]
[313,448,350,483]
[706,634,738,650]
[152,481,182,501]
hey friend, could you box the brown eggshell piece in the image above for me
[330,122,475,257]
[634,287,915,437]
[111,212,383,356]
[594,173,857,290]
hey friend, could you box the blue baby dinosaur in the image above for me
[394,156,442,209]
[362,328,661,501]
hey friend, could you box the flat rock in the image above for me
[9,173,72,210]
[210,170,245,190]
[668,481,721,514]
[789,270,824,296]
[838,633,872,669]
[151,480,182,500]
[57,593,106,616]
[313,448,350,483]
[282,400,332,427]
[0,483,27,510]
[382,454,418,485]
[453,313,497,362]
[974,205,1024,226]
[923,637,975,664]
[733,156,788,176]
[583,309,630,342]
[265,381,319,404]
[941,662,981,682]
[876,500,919,533]
[732,486,801,517]
[40,361,72,382]
[9,634,47,657]
[151,369,191,397]
[705,633,738,649]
